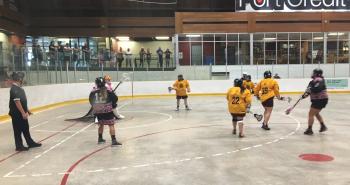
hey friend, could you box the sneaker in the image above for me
[304,129,314,135]
[16,146,29,151]
[98,138,106,144]
[28,143,42,148]
[319,125,328,132]
[185,106,192,111]
[261,124,271,131]
[175,107,179,111]
[111,140,122,146]
[239,134,245,138]
[232,129,237,135]
[117,114,125,119]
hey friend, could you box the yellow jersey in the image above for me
[243,80,255,92]
[254,78,280,102]
[226,87,252,114]
[173,80,190,96]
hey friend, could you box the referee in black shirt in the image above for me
[9,72,41,151]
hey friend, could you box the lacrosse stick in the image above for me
[65,74,130,122]
[285,97,303,115]
[168,86,173,93]
[248,111,263,122]
[276,96,292,103]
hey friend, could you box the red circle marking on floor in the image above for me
[299,154,334,162]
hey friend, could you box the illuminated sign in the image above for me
[236,0,350,12]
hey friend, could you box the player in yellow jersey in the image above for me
[254,71,284,130]
[243,75,255,93]
[172,74,191,111]
[226,79,252,138]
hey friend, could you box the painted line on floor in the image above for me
[56,112,301,184]
[3,123,94,178]
[33,110,172,133]
[5,110,301,180]
[0,121,78,164]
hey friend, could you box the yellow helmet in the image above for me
[104,75,111,81]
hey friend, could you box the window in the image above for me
[338,33,349,63]
[327,32,338,64]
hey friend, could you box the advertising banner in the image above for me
[236,0,350,12]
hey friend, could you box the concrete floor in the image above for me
[0,95,349,185]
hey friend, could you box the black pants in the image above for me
[10,115,35,149]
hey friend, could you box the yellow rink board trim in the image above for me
[1,90,349,123]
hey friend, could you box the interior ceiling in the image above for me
[21,0,235,17]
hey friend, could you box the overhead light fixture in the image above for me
[328,32,345,36]
[116,36,130,41]
[186,34,201,38]
[263,38,276,41]
[313,37,324,40]
[155,36,170,40]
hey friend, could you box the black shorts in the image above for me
[231,113,246,122]
[311,99,328,110]
[262,97,274,108]
[176,95,188,100]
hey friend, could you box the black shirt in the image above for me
[9,84,28,116]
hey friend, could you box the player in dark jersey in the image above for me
[90,77,122,146]
[302,69,329,135]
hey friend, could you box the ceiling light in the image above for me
[264,38,276,40]
[186,34,201,38]
[116,36,130,41]
[155,36,170,40]
[328,32,345,36]
[313,37,324,40]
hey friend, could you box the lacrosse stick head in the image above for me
[285,107,293,115]
[168,86,172,93]
[254,114,263,122]
[287,97,292,103]
[121,73,131,82]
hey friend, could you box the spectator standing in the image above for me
[116,47,124,69]
[146,48,152,69]
[165,48,172,68]
[157,47,163,68]
[48,41,57,67]
[82,43,90,67]
[125,48,132,68]
[64,43,72,66]
[57,41,64,66]
[32,43,38,64]
[139,48,146,68]
[72,43,80,67]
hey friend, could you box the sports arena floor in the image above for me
[0,95,349,185]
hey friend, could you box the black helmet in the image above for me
[312,68,323,78]
[178,74,184,81]
[11,72,25,81]
[247,75,251,81]
[264,71,272,79]
[95,77,105,88]
[234,78,243,87]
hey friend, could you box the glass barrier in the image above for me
[0,47,177,87]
